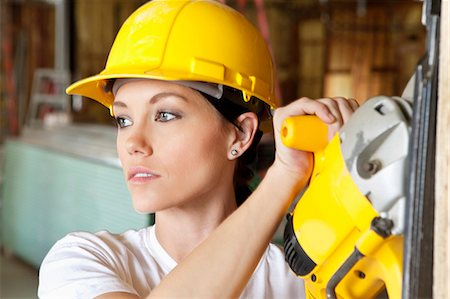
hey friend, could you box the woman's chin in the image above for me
[131,195,161,214]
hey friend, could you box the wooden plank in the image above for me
[298,20,324,99]
[433,0,449,297]
[351,30,372,101]
[323,73,352,99]
[72,0,144,124]
[324,2,424,102]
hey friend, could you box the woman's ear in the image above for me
[227,112,259,160]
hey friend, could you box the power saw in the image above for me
[282,95,412,299]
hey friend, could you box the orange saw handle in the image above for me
[281,115,328,152]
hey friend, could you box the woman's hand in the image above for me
[272,97,359,180]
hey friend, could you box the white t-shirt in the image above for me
[38,226,305,298]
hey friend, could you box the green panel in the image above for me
[1,140,150,267]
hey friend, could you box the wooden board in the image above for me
[433,0,449,297]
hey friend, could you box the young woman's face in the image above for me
[113,80,236,213]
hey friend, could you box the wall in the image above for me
[1,127,150,267]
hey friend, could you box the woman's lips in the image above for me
[127,166,160,184]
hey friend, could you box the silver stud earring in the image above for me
[231,149,238,156]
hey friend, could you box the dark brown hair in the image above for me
[199,86,268,206]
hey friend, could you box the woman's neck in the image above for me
[154,194,237,263]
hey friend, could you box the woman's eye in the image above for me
[115,116,133,128]
[155,111,178,122]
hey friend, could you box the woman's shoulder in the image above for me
[52,226,151,251]
[40,226,154,273]
[38,226,154,298]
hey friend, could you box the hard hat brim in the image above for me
[66,70,278,110]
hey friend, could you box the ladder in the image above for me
[27,68,70,126]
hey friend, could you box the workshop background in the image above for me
[0,0,447,298]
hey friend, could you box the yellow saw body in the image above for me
[282,96,412,299]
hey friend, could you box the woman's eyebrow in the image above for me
[112,101,127,109]
[112,92,189,109]
[150,92,188,104]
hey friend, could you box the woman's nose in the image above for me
[125,132,153,156]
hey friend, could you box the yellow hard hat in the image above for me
[66,0,278,114]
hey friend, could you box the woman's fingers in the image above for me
[334,97,359,122]
[316,97,359,124]
[273,97,335,128]
[348,98,360,111]
[317,97,359,140]
[274,96,359,142]
[271,96,359,177]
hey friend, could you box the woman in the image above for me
[38,1,358,298]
